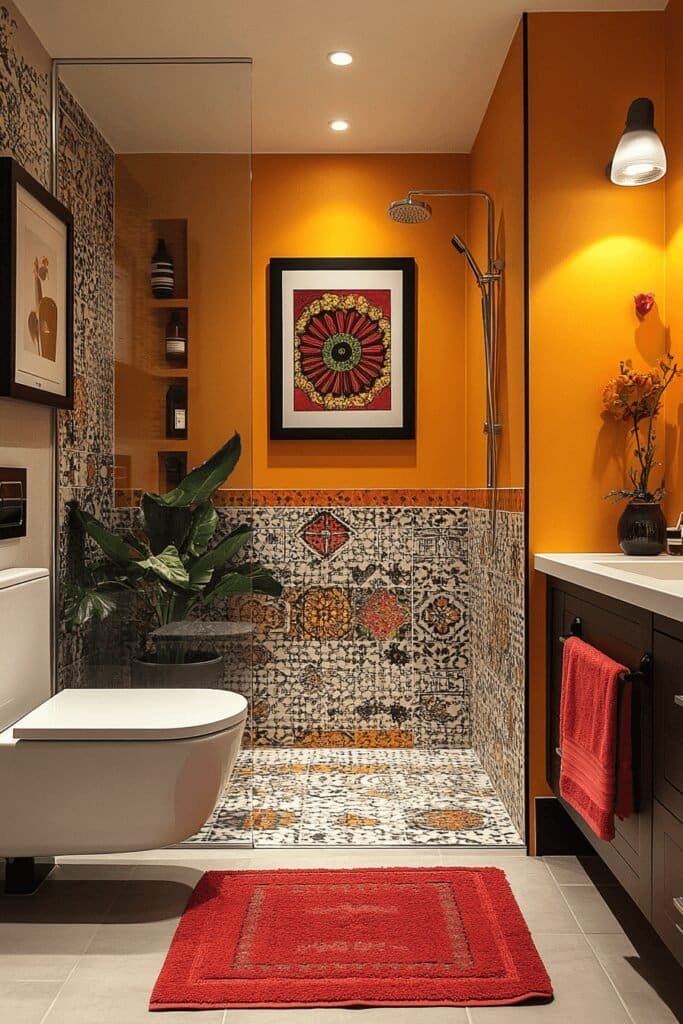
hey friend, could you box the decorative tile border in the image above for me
[115,486,525,512]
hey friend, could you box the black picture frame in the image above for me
[269,257,415,440]
[0,157,74,409]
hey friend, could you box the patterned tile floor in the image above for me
[184,748,524,848]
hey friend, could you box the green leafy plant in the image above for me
[64,433,281,637]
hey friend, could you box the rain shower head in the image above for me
[387,197,432,224]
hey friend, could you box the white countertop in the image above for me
[534,552,683,623]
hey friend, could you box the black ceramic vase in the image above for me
[617,501,666,555]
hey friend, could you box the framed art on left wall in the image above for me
[0,157,74,408]
[269,257,415,440]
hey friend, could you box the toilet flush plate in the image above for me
[13,688,247,741]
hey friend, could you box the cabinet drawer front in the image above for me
[654,631,683,821]
[653,800,683,967]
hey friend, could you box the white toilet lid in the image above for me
[12,688,247,741]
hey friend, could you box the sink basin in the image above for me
[597,560,683,581]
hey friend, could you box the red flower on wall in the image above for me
[634,292,655,319]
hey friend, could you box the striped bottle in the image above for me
[150,238,174,298]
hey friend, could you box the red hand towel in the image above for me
[559,636,633,841]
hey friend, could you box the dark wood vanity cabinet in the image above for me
[652,621,683,961]
[547,578,683,963]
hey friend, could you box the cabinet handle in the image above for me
[675,695,683,708]
[674,896,683,917]
[555,747,562,758]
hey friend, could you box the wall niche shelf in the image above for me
[151,217,190,485]
[149,298,191,310]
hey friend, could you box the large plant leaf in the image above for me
[151,434,241,509]
[189,525,252,583]
[202,572,253,602]
[138,545,192,589]
[184,501,218,558]
[63,581,118,631]
[76,508,144,565]
[141,494,193,556]
[234,561,283,597]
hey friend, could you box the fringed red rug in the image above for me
[150,867,553,1011]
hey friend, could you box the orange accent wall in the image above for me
[467,24,525,490]
[527,11,666,846]
[251,154,470,489]
[665,0,683,517]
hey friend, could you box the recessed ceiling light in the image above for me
[329,119,350,132]
[328,51,353,66]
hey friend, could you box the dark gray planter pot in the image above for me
[617,501,667,556]
[130,652,224,688]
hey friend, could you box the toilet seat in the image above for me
[12,688,247,741]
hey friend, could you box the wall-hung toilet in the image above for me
[0,568,247,861]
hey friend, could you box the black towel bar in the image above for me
[558,616,652,683]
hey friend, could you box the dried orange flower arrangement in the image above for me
[602,352,680,503]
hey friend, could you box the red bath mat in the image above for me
[150,867,553,1010]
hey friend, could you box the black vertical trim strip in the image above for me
[522,11,532,853]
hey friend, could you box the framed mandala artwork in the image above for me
[269,257,415,439]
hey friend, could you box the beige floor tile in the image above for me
[41,952,225,1023]
[544,855,617,888]
[558,883,624,934]
[85,859,255,956]
[226,1012,349,1023]
[469,932,632,1022]
[85,877,190,956]
[0,922,98,982]
[0,869,135,981]
[0,980,63,1023]
[338,1009,469,1022]
[486,860,581,934]
[49,863,135,882]
[544,855,594,885]
[586,931,683,1023]
[226,1012,468,1023]
[243,849,447,870]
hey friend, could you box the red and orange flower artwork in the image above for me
[293,289,391,412]
[269,257,414,439]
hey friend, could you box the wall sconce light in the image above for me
[608,98,666,186]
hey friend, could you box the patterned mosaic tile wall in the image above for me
[108,501,473,751]
[469,507,525,837]
[0,4,50,187]
[238,503,472,749]
[0,2,116,691]
[56,88,115,689]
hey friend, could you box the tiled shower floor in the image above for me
[184,748,524,847]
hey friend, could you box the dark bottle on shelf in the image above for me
[151,237,174,298]
[166,382,187,440]
[165,311,186,364]
[162,452,187,490]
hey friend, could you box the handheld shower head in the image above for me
[388,197,432,224]
[451,234,485,285]
[451,233,467,255]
